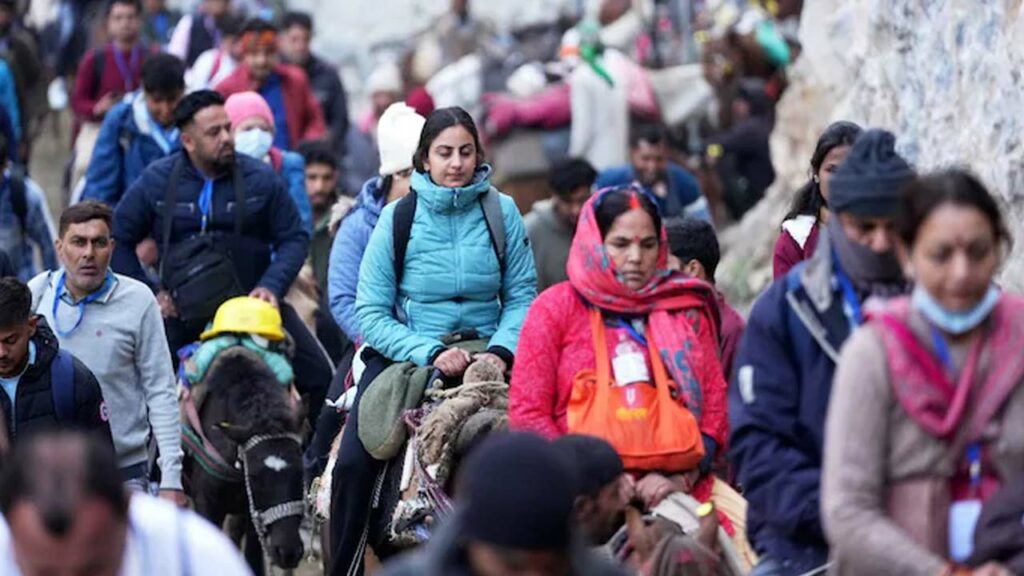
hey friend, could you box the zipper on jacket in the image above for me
[451,207,463,326]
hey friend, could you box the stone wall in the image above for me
[718,0,1024,308]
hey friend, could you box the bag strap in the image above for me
[158,154,186,284]
[587,307,673,392]
[392,190,418,287]
[8,166,26,238]
[479,188,505,272]
[91,47,106,99]
[232,163,245,235]
[50,350,76,422]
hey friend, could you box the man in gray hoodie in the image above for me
[524,158,596,293]
[28,201,184,505]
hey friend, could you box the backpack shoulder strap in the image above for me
[391,190,418,287]
[159,155,186,283]
[50,349,76,422]
[8,166,26,237]
[92,47,106,98]
[479,188,506,272]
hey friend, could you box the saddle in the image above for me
[313,359,509,553]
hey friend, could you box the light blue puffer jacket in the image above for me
[355,165,537,367]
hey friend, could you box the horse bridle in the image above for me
[238,432,306,559]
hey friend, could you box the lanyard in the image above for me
[52,271,114,337]
[148,114,179,155]
[616,318,648,348]
[834,264,864,327]
[197,178,214,232]
[111,44,141,92]
[932,326,983,497]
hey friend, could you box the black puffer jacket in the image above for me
[0,319,113,447]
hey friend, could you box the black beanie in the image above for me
[553,434,624,498]
[460,433,575,551]
[828,129,915,218]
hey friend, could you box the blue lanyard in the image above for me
[148,114,179,154]
[111,44,141,92]
[931,326,983,495]
[616,318,648,348]
[52,271,114,337]
[834,264,864,327]
[197,178,214,232]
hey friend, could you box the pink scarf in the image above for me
[567,190,721,420]
[873,294,1024,441]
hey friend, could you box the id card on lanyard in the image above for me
[611,318,650,386]
[932,327,984,562]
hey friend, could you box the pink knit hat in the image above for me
[224,91,275,131]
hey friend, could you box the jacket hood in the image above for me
[530,198,569,231]
[358,176,387,217]
[800,228,837,313]
[411,164,493,213]
[23,318,59,381]
[130,92,153,137]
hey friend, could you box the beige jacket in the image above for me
[822,310,1024,575]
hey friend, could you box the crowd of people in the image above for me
[0,1,1021,576]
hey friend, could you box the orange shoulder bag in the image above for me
[567,308,705,472]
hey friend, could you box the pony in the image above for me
[183,347,305,574]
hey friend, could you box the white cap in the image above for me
[377,102,426,176]
[365,62,403,95]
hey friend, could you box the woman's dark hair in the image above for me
[595,187,662,240]
[412,106,485,174]
[783,121,862,223]
[898,169,1011,249]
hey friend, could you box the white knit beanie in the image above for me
[377,102,426,176]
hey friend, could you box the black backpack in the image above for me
[391,188,506,287]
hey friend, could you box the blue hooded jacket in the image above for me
[728,234,852,572]
[83,94,181,207]
[355,166,537,367]
[271,148,313,232]
[329,177,386,342]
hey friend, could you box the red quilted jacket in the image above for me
[509,282,729,449]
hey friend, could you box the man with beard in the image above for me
[595,126,711,222]
[110,90,330,427]
[554,434,630,546]
[524,157,596,292]
[216,18,326,151]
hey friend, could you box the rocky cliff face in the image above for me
[718,0,1024,307]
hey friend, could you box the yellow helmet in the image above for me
[199,297,286,342]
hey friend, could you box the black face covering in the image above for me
[827,217,908,299]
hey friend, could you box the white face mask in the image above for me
[235,128,274,160]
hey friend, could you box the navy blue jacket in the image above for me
[728,247,852,571]
[111,151,309,298]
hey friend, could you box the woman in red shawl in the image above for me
[509,185,740,540]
